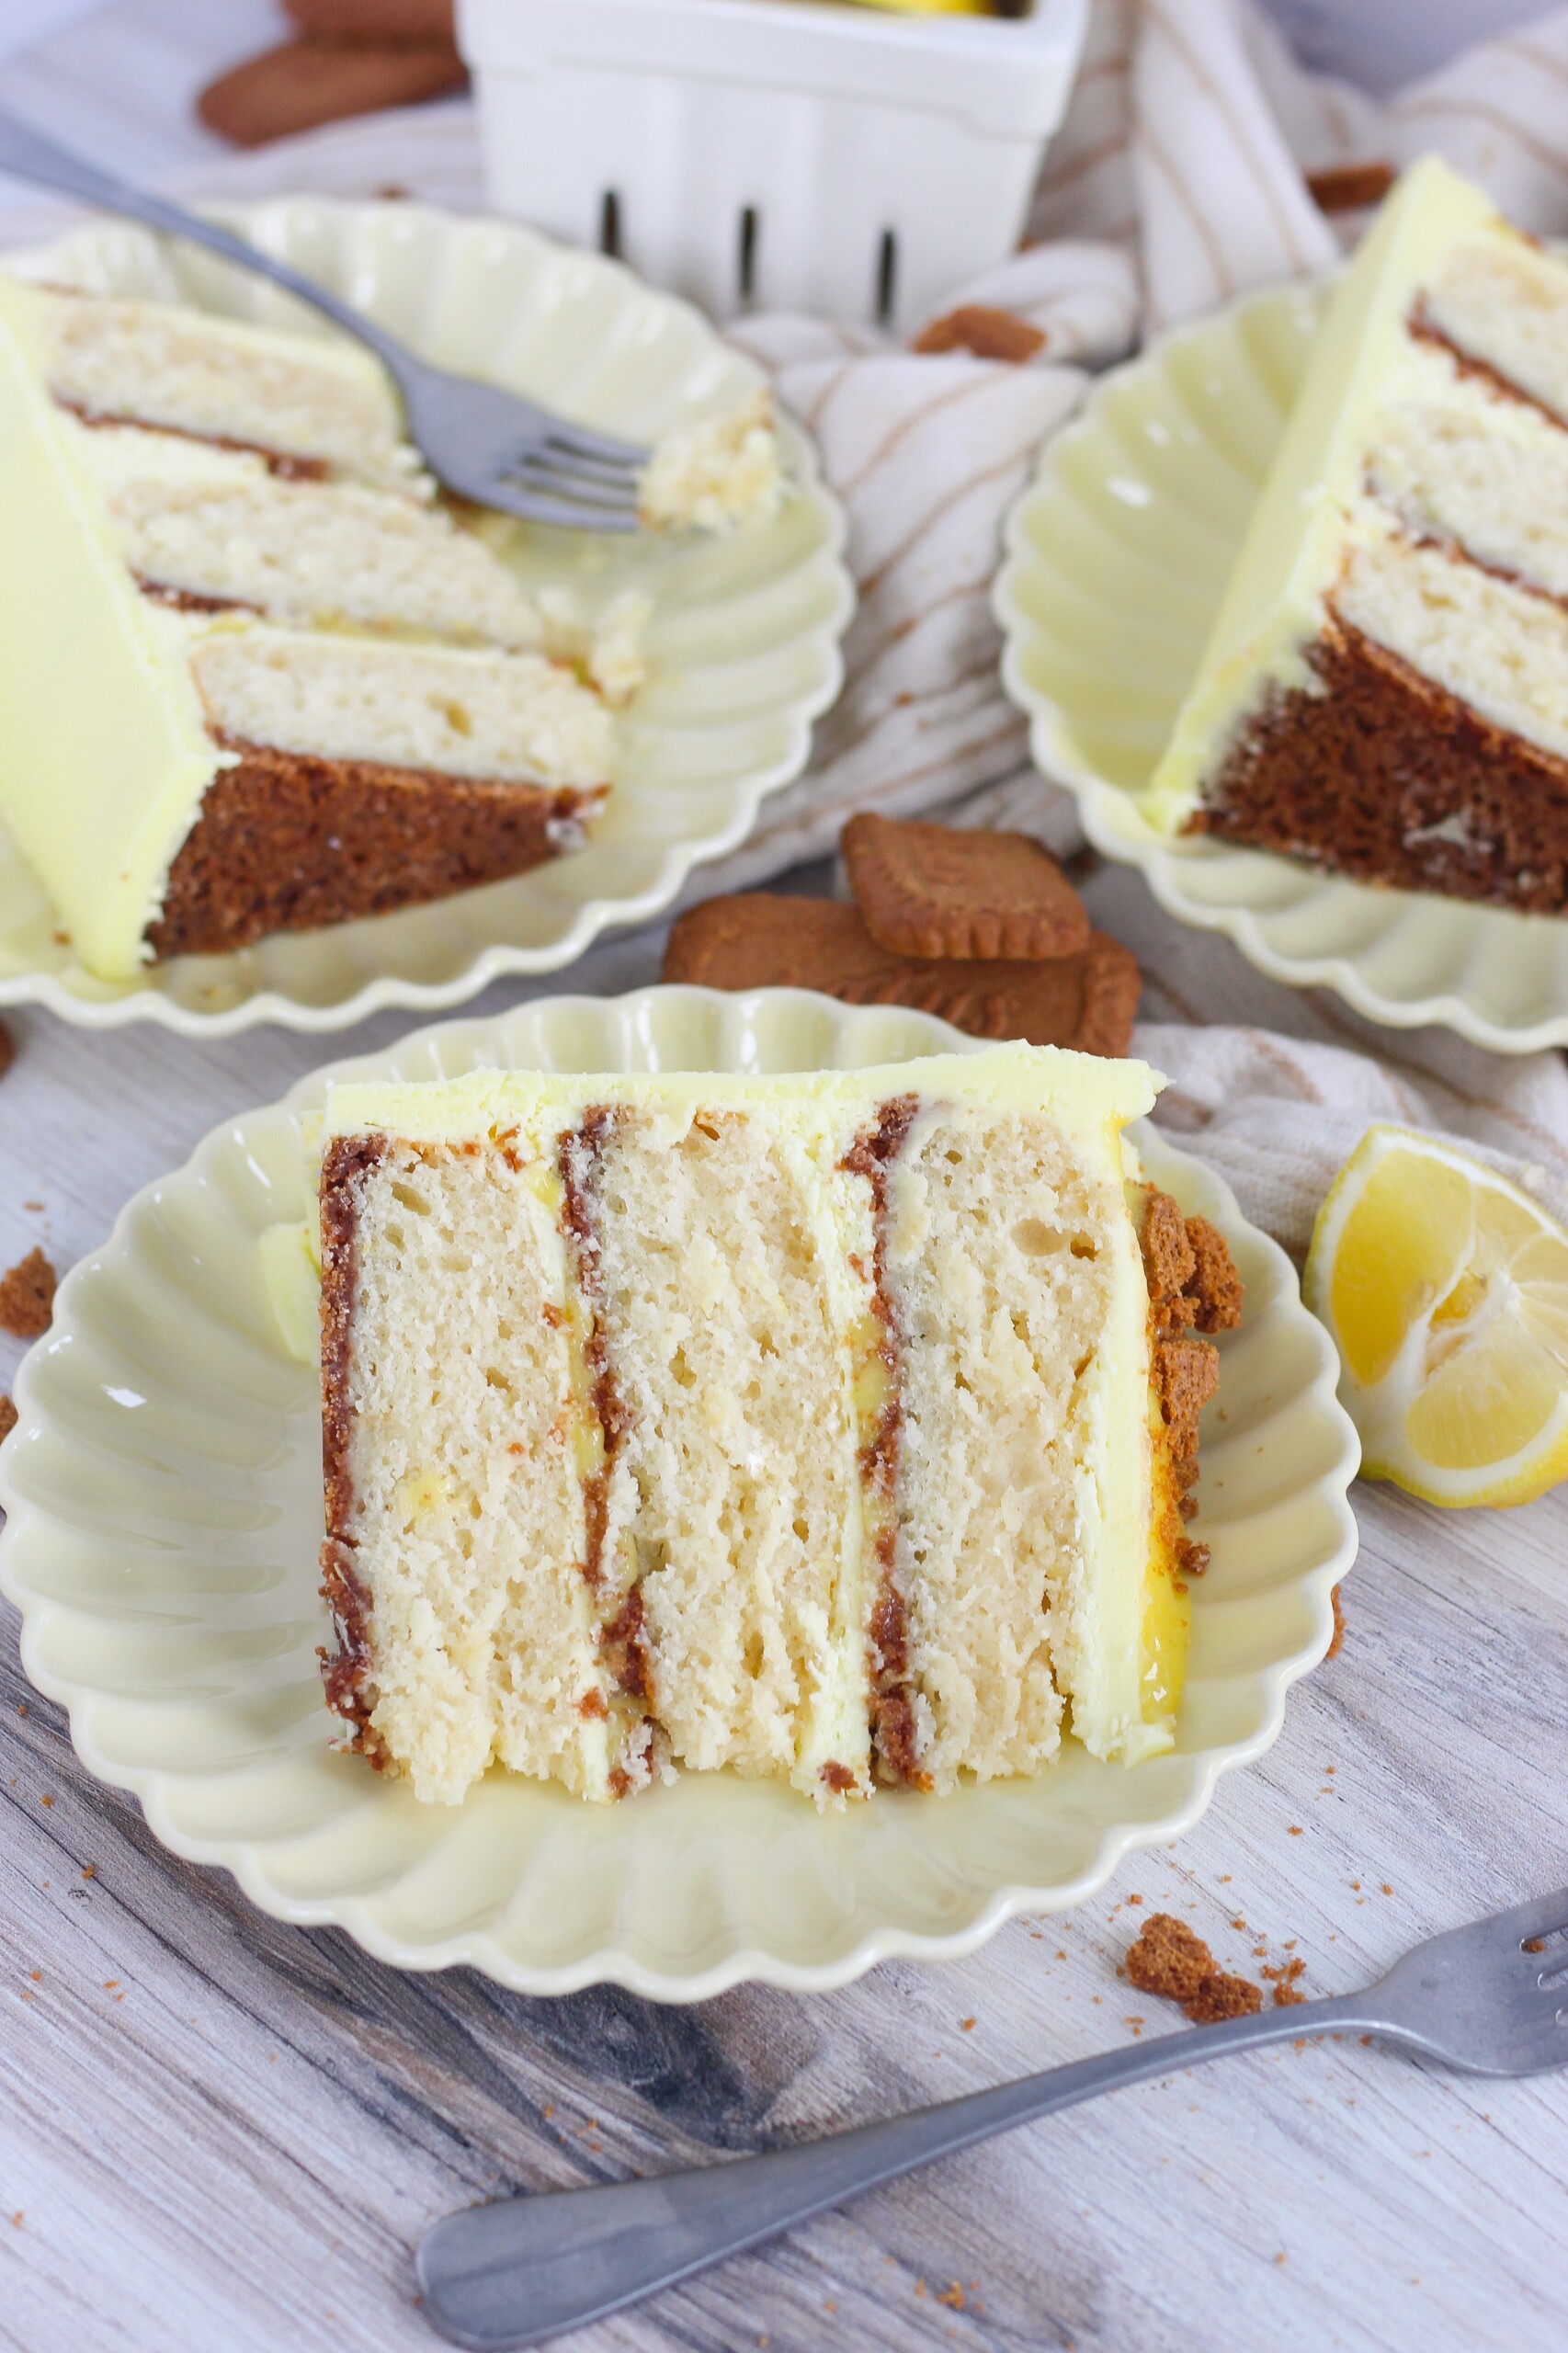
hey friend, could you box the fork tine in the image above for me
[1494,1887,1568,1950]
[505,455,643,510]
[501,475,642,524]
[542,423,650,469]
[487,484,642,534]
[527,445,646,491]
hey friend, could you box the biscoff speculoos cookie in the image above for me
[842,813,1090,961]
[662,895,1138,1057]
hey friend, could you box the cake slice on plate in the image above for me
[296,1041,1240,1805]
[1143,155,1568,913]
[0,284,619,977]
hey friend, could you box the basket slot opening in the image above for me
[599,189,622,260]
[876,230,899,329]
[738,206,759,306]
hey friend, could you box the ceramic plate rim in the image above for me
[994,276,1568,1055]
[0,989,1362,1999]
[0,200,854,1036]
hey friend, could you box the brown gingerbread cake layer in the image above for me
[1190,617,1568,913]
[839,1094,926,1790]
[1138,1188,1243,1581]
[317,1133,387,1767]
[148,739,606,960]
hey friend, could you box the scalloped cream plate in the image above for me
[0,990,1358,2000]
[995,278,1568,1052]
[0,202,851,1034]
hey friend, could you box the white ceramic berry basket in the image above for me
[0,988,1359,2002]
[0,195,853,1035]
[994,273,1568,1054]
[457,0,1089,332]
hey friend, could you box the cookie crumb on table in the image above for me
[1125,1912,1264,2022]
[1263,1957,1309,2006]
[1326,1585,1346,1658]
[0,1249,57,1339]
[0,1019,13,1082]
[0,1394,17,1444]
[1185,1970,1265,2023]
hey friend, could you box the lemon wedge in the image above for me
[1304,1125,1568,1506]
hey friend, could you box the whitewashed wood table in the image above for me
[2,886,1566,2353]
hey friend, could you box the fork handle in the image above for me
[417,1994,1376,2350]
[0,105,410,380]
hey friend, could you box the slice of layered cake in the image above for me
[299,1042,1240,1805]
[0,283,619,976]
[1144,157,1568,912]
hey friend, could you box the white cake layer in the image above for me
[1337,530,1568,767]
[336,1138,623,1802]
[1424,234,1568,428]
[1367,388,1568,603]
[312,1046,1172,1804]
[73,422,548,649]
[26,285,420,493]
[589,1102,874,1795]
[892,1107,1140,1787]
[187,617,615,785]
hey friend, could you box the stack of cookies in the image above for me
[663,814,1140,1057]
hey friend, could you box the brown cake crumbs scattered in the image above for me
[913,306,1045,364]
[1263,1958,1308,2007]
[1326,1584,1346,1659]
[1126,1912,1264,2023]
[1186,1970,1265,2023]
[0,1019,13,1083]
[1125,1912,1212,2005]
[842,812,1089,961]
[0,1249,56,1339]
[0,1394,17,1444]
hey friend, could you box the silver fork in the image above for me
[0,106,649,532]
[417,1888,1568,2350]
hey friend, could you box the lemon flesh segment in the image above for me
[1326,1146,1471,1385]
[1306,1125,1568,1507]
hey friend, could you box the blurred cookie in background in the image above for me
[199,0,464,149]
